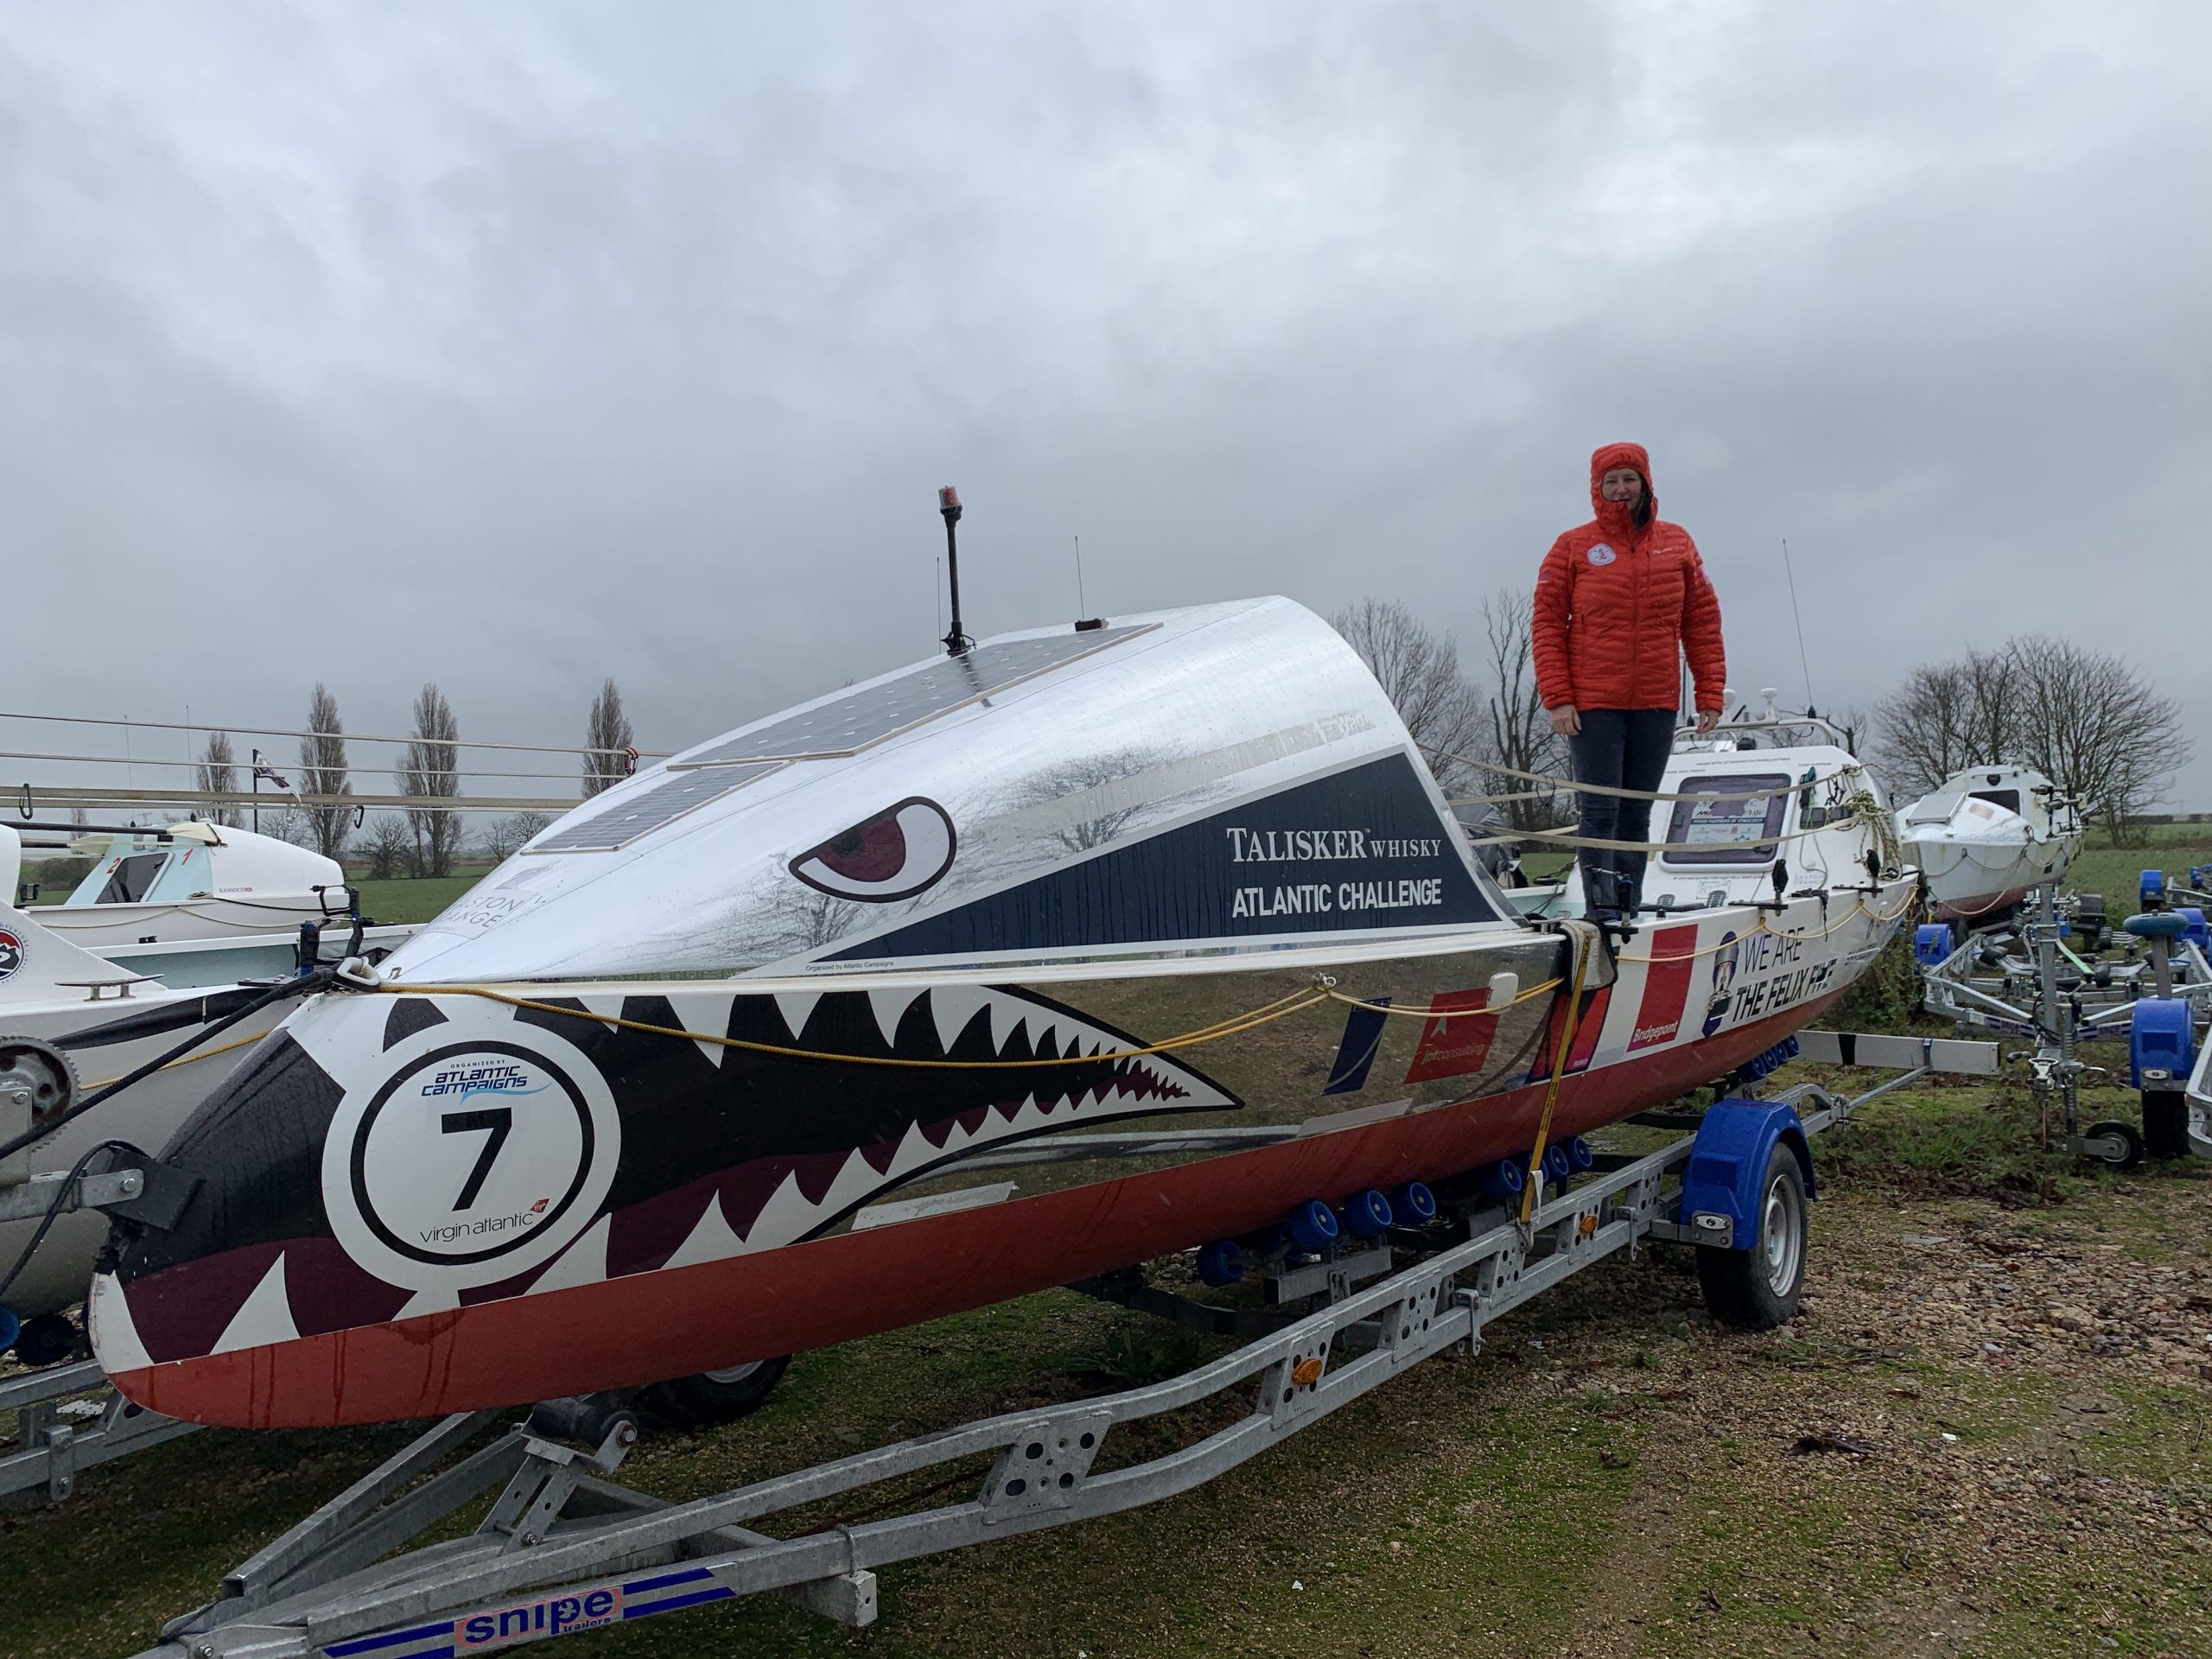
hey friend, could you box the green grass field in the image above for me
[345,865,495,925]
[2065,822,2212,906]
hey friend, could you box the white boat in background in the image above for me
[0,826,414,1365]
[28,820,354,950]
[1897,765,2083,925]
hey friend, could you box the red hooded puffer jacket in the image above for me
[1532,442,1725,714]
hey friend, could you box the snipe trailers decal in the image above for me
[109,982,1240,1364]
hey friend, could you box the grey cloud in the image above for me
[2,2,2202,804]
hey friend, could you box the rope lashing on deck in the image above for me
[375,980,1336,1070]
[1434,754,1867,805]
[1458,813,1873,854]
[1320,976,1564,1020]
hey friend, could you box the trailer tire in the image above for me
[11,1313,80,1369]
[641,1357,791,1429]
[1696,1144,1808,1332]
[2142,1095,2189,1161]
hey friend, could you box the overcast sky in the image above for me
[4,2,2205,814]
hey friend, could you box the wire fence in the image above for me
[2,707,672,824]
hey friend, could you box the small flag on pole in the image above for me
[251,750,293,791]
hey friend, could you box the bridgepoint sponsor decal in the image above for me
[458,1585,622,1648]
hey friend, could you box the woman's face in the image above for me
[1600,467,1645,505]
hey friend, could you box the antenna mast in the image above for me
[938,486,971,657]
[1780,537,1815,711]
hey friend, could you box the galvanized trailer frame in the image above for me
[0,1164,200,1503]
[1918,880,2210,1166]
[133,1040,1988,1659]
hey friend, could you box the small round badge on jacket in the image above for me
[1586,543,1617,566]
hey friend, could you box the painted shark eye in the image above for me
[789,798,957,902]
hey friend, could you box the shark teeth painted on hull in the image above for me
[210,1254,301,1355]
[646,992,1233,1271]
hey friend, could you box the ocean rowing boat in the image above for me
[89,597,1912,1427]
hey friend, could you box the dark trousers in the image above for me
[1569,708,1676,915]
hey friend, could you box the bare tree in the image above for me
[2010,636,2189,841]
[298,683,353,861]
[359,813,414,880]
[582,678,635,798]
[397,683,464,877]
[1874,637,2189,838]
[1330,599,1488,790]
[195,731,243,828]
[480,811,555,862]
[1476,589,1572,830]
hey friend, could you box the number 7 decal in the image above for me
[442,1107,514,1210]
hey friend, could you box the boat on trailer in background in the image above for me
[1896,764,2083,925]
[0,824,410,1366]
[26,819,359,951]
[87,596,1915,1430]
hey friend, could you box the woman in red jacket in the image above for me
[1532,442,1726,921]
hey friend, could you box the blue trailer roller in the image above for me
[1342,1188,1395,1239]
[1286,1198,1341,1255]
[1393,1180,1438,1226]
[1477,1159,1525,1205]
[1196,1238,1246,1287]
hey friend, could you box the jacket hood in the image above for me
[1589,441,1654,540]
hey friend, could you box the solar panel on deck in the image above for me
[529,762,784,854]
[673,625,1154,769]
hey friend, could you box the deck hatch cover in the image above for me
[529,762,785,854]
[672,625,1154,769]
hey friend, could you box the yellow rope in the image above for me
[1461,812,1872,854]
[1322,976,1564,1020]
[1433,753,1865,805]
[81,1030,267,1091]
[1612,886,1916,965]
[377,982,1333,1070]
[1519,927,1594,1225]
[373,871,1913,1076]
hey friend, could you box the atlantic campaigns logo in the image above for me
[0,926,22,982]
[1586,543,1618,566]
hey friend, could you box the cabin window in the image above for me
[1968,789,2020,814]
[1658,774,1790,867]
[98,852,169,904]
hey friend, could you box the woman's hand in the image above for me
[1696,709,1719,734]
[1548,704,1581,738]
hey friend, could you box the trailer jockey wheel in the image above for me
[1696,1144,1808,1331]
[2081,1119,2145,1169]
[641,1356,791,1430]
[10,1313,81,1369]
[2141,1095,2189,1161]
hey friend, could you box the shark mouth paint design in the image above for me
[96,982,1238,1370]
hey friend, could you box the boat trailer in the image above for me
[1916,870,2210,1166]
[0,1148,201,1504]
[125,1038,1994,1658]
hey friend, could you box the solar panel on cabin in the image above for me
[529,762,784,854]
[673,625,1152,769]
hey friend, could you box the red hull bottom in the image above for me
[108,996,1839,1428]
